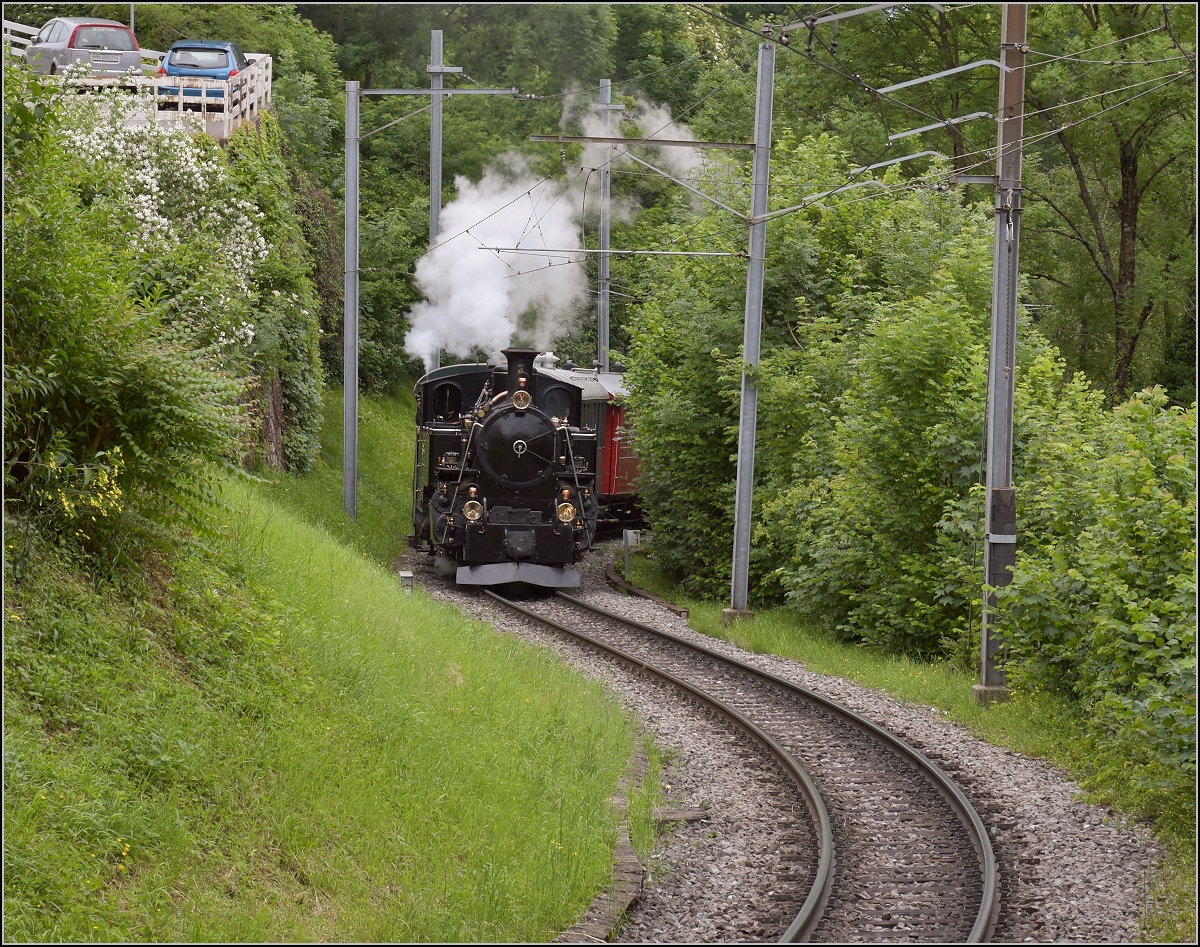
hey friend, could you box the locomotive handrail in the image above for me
[562,427,596,551]
[435,421,480,546]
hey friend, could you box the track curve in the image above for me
[488,589,1000,943]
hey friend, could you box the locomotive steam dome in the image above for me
[477,404,557,490]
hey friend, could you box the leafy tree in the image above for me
[623,134,995,601]
[727,4,1196,401]
[612,5,715,112]
[765,3,1002,169]
[1021,4,1196,402]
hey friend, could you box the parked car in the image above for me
[24,16,143,77]
[157,40,251,112]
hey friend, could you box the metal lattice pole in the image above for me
[598,78,612,372]
[976,3,1027,704]
[344,80,360,519]
[728,38,775,616]
[429,31,445,369]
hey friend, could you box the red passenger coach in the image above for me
[535,360,641,536]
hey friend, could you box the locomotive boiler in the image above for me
[409,347,637,587]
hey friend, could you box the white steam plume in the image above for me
[564,86,704,208]
[627,97,702,180]
[404,155,587,371]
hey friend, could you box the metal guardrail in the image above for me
[44,55,273,140]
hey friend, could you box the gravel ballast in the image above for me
[397,543,1160,943]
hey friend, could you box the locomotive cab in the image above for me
[410,347,600,588]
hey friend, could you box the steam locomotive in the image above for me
[408,347,637,588]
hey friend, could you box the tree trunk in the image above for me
[1112,139,1144,401]
[262,369,286,470]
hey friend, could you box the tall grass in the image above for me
[222,480,637,940]
[4,476,638,942]
[260,386,415,566]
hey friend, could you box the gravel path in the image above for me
[396,543,1160,943]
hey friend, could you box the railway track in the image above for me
[486,589,1000,943]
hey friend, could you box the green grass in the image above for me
[625,737,668,867]
[623,551,1196,943]
[259,386,416,567]
[4,488,638,941]
[222,481,638,940]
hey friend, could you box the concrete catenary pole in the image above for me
[728,35,775,617]
[344,80,360,519]
[598,78,613,372]
[976,4,1027,705]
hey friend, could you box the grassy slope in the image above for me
[262,386,416,566]
[3,388,640,941]
[625,554,1196,943]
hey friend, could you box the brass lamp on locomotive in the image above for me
[410,346,631,588]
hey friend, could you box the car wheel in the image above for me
[49,63,57,76]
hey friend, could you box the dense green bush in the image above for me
[622,133,1195,788]
[625,136,995,603]
[225,114,324,472]
[4,58,328,573]
[997,388,1196,780]
[770,283,990,654]
[3,63,244,565]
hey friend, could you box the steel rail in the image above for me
[484,589,836,943]
[555,592,1001,943]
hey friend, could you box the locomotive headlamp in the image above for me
[512,390,533,410]
[557,502,576,523]
[463,500,484,522]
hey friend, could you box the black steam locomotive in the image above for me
[409,347,637,588]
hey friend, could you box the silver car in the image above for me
[24,17,143,77]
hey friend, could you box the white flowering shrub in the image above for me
[57,87,267,359]
[43,81,324,472]
[4,61,245,566]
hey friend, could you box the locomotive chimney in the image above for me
[503,347,540,388]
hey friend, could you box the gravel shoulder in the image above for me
[396,542,1160,943]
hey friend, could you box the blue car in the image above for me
[157,40,250,111]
